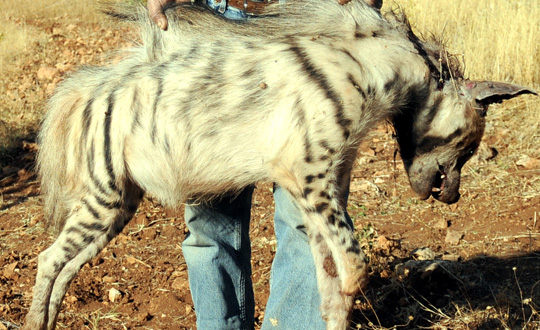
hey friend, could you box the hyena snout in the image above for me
[429,167,461,204]
[407,159,461,204]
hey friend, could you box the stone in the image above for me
[37,66,60,81]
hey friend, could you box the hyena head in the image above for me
[394,73,537,204]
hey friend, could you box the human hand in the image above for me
[148,0,190,30]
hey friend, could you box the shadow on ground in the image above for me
[0,139,39,211]
[353,250,540,329]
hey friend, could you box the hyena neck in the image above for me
[346,42,440,160]
[372,18,463,163]
[390,83,437,163]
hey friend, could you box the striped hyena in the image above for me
[23,0,536,329]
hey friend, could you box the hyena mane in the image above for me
[112,0,387,61]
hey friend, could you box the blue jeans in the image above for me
[183,185,326,329]
[206,0,248,19]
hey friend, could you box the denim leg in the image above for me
[261,185,326,330]
[262,185,354,329]
[183,187,255,330]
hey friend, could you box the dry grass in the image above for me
[0,0,119,151]
[386,0,539,87]
[0,0,105,22]
[0,0,105,68]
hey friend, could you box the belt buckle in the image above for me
[244,0,269,16]
[218,0,227,14]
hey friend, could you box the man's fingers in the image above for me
[153,12,168,30]
[148,0,169,30]
[148,0,191,30]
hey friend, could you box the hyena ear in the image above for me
[467,81,538,106]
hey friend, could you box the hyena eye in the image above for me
[456,143,479,168]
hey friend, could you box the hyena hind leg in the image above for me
[22,184,143,330]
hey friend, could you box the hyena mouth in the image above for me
[431,167,446,198]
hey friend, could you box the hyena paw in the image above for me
[321,294,354,330]
[341,253,369,295]
[21,319,46,330]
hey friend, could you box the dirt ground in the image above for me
[1,10,540,330]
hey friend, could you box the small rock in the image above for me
[102,276,116,283]
[356,156,373,165]
[137,311,152,322]
[37,66,60,81]
[411,247,436,261]
[90,257,104,267]
[3,262,18,279]
[108,288,122,303]
[436,219,450,229]
[442,254,460,262]
[52,27,64,35]
[350,180,377,193]
[380,269,391,278]
[445,231,463,245]
[516,155,540,169]
[376,235,392,250]
[142,228,158,240]
[361,148,376,157]
[171,277,188,291]
[22,141,39,152]
[115,233,130,244]
[474,142,498,161]
[374,145,385,153]
[125,256,138,264]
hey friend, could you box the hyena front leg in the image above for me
[311,149,363,328]
[311,237,354,329]
[23,182,143,330]
[300,181,367,328]
[274,161,368,329]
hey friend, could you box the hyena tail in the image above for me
[37,87,79,233]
